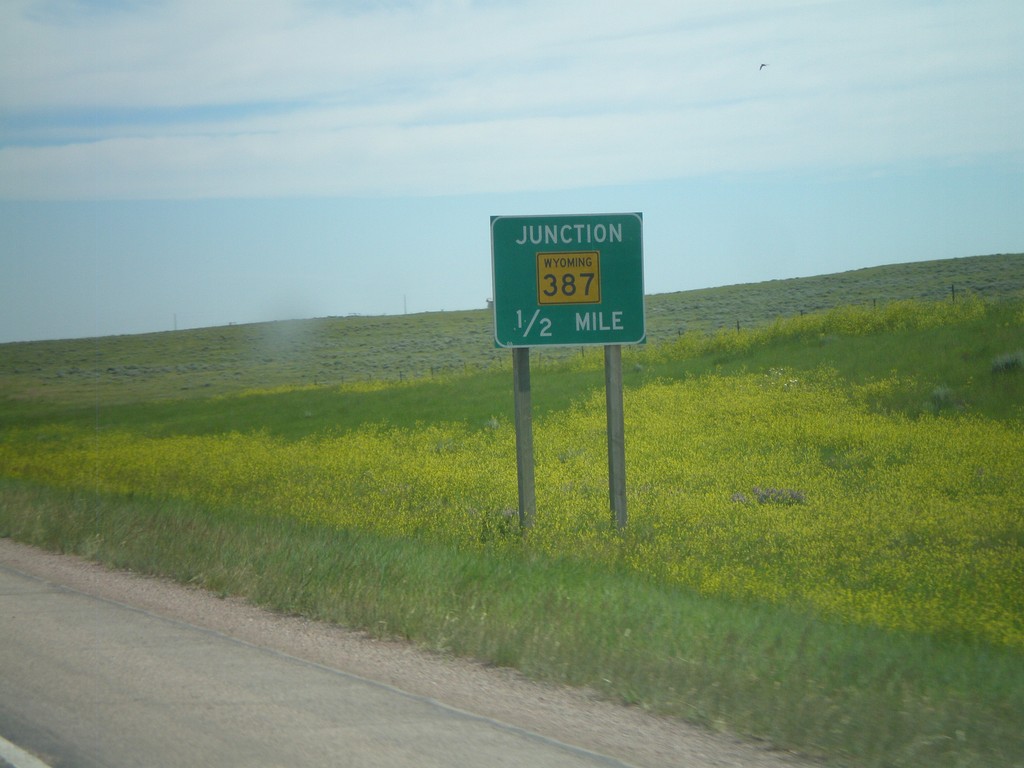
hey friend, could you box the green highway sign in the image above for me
[491,213,645,348]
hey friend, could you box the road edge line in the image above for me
[0,736,52,768]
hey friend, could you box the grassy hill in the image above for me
[2,252,1021,407]
[2,251,1023,768]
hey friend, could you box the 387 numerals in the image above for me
[540,271,596,299]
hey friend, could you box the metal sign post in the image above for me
[491,213,644,530]
[604,344,627,528]
[512,347,536,529]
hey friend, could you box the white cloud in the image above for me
[1,0,1022,199]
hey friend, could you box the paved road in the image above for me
[0,563,631,768]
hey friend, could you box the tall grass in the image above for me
[5,363,1019,649]
[2,481,1021,768]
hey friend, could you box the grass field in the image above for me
[3,252,1022,402]
[2,252,1023,767]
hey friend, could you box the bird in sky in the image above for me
[759,63,768,70]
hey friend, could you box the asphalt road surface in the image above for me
[0,540,817,768]
[0,565,635,767]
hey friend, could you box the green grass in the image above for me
[2,252,1023,767]
[2,252,1021,406]
[4,295,1019,440]
[3,480,1021,768]
[638,297,1024,420]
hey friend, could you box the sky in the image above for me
[1,0,1022,343]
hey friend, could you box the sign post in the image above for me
[604,344,627,528]
[491,213,644,529]
[512,347,536,528]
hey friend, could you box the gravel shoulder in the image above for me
[0,538,820,768]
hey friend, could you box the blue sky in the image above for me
[1,0,1022,342]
